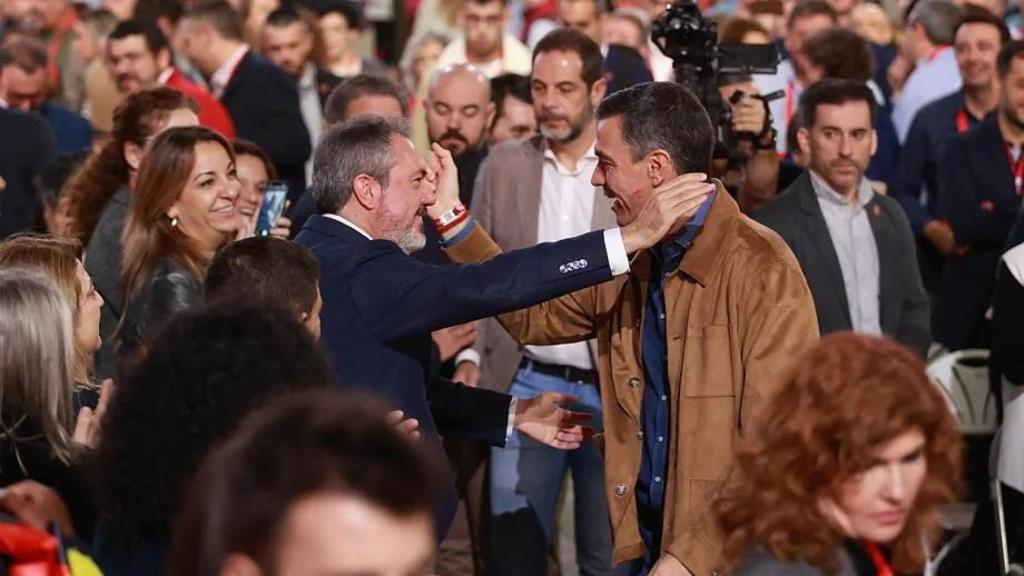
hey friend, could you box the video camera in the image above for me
[651,0,780,149]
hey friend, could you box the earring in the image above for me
[169,215,178,227]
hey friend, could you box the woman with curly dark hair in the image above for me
[68,88,199,379]
[91,302,332,576]
[712,333,962,576]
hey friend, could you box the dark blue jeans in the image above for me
[489,363,630,576]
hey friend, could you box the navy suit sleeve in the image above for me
[892,113,932,234]
[938,137,1014,251]
[351,231,612,343]
[428,375,511,446]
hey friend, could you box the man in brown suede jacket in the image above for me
[434,82,820,575]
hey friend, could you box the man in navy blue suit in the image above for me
[175,1,311,201]
[295,116,707,540]
[936,40,1024,351]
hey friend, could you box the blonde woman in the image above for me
[0,270,99,540]
[0,234,105,408]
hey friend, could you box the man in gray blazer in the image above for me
[452,28,627,576]
[753,79,931,356]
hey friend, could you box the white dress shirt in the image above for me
[521,143,600,371]
[297,63,324,184]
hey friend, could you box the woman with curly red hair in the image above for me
[713,333,962,576]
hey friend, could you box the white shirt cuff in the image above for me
[506,397,517,442]
[454,348,480,367]
[604,228,631,276]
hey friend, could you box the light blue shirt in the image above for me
[892,47,962,143]
[810,172,882,336]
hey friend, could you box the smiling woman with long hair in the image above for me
[712,333,962,576]
[118,126,240,358]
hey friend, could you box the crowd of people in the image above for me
[0,0,1022,574]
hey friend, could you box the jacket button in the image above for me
[615,484,628,497]
[628,377,640,389]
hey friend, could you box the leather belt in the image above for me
[520,358,597,385]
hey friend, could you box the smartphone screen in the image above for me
[256,181,289,237]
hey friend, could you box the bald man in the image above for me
[425,63,495,207]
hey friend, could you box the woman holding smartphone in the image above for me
[119,126,241,359]
[232,139,292,239]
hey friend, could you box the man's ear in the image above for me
[484,101,497,135]
[796,127,811,159]
[590,77,607,108]
[124,141,145,172]
[156,47,173,71]
[646,150,673,188]
[350,173,383,210]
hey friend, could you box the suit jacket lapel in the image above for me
[866,198,896,333]
[795,174,851,324]
[517,137,544,245]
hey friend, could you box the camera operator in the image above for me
[716,76,783,213]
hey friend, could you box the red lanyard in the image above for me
[1006,141,1024,196]
[956,108,970,134]
[926,45,951,62]
[784,80,796,126]
[862,542,894,576]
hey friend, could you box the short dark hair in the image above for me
[183,0,245,41]
[313,116,410,214]
[0,39,48,73]
[167,390,442,576]
[264,4,311,31]
[34,151,89,214]
[799,78,877,128]
[804,28,874,83]
[323,74,409,124]
[997,39,1024,78]
[596,81,713,174]
[230,138,278,180]
[490,73,532,128]
[206,237,320,318]
[787,0,837,29]
[316,0,364,30]
[955,4,1011,44]
[108,18,170,55]
[533,27,604,89]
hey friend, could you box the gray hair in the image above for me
[399,31,452,93]
[312,116,411,214]
[908,0,962,46]
[0,269,77,466]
